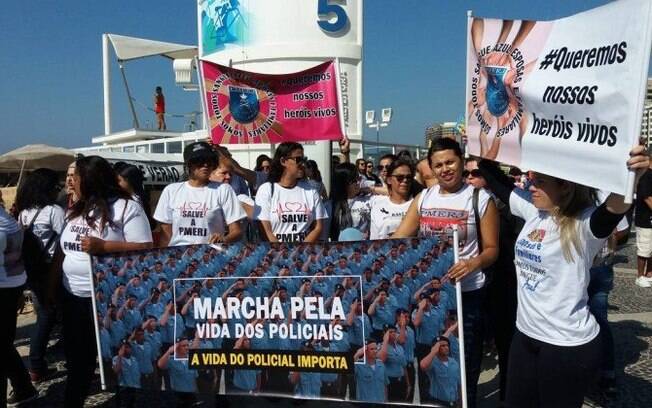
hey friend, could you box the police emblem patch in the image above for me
[228,86,260,124]
[484,66,510,117]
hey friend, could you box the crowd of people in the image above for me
[0,134,649,408]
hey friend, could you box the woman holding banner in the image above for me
[255,142,328,243]
[393,138,499,408]
[50,156,153,408]
[154,141,246,247]
[475,145,650,408]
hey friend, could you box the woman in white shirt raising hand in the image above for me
[477,145,649,408]
[255,142,327,243]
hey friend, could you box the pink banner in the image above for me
[201,60,344,144]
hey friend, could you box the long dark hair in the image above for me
[267,142,303,184]
[330,162,358,240]
[15,168,60,213]
[68,156,131,230]
[117,165,146,201]
[305,160,323,182]
[117,164,153,225]
[254,154,271,172]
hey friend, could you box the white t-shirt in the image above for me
[19,205,66,258]
[61,199,152,297]
[417,184,490,292]
[348,195,372,239]
[370,195,414,240]
[154,181,246,246]
[254,181,328,242]
[0,207,26,288]
[510,189,603,346]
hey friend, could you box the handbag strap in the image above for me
[473,188,483,253]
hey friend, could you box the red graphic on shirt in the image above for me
[527,229,546,242]
[420,207,469,247]
[273,201,311,217]
[179,202,208,218]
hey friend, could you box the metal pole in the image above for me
[453,225,468,408]
[16,159,26,187]
[102,34,112,135]
[119,64,140,129]
[376,122,380,151]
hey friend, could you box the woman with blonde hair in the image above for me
[476,145,649,407]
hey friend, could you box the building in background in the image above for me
[425,122,460,146]
[642,78,652,147]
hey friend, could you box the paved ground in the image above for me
[9,236,652,407]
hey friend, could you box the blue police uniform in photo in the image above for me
[412,307,445,345]
[131,340,154,375]
[168,358,198,392]
[100,328,112,360]
[113,356,142,388]
[295,371,321,397]
[396,325,416,363]
[355,360,387,402]
[390,284,411,310]
[145,330,163,359]
[372,298,398,331]
[127,283,147,302]
[349,313,371,346]
[160,314,185,344]
[145,301,165,320]
[233,369,259,392]
[109,319,128,350]
[383,341,407,378]
[123,307,142,332]
[428,357,461,403]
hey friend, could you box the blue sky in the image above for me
[0,0,617,153]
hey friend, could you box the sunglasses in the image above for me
[466,169,482,178]
[286,156,307,165]
[377,164,390,171]
[189,159,217,168]
[391,174,414,183]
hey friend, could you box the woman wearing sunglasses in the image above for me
[393,137,499,408]
[154,141,246,247]
[370,158,416,240]
[255,142,327,243]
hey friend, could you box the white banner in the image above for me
[466,0,652,195]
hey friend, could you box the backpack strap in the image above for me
[25,207,44,230]
[473,188,483,253]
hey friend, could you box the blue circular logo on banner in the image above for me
[229,86,260,124]
[484,66,509,117]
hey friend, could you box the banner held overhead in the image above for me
[465,0,652,196]
[200,60,345,145]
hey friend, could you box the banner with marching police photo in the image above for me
[89,238,466,406]
[200,60,345,145]
[465,0,652,195]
